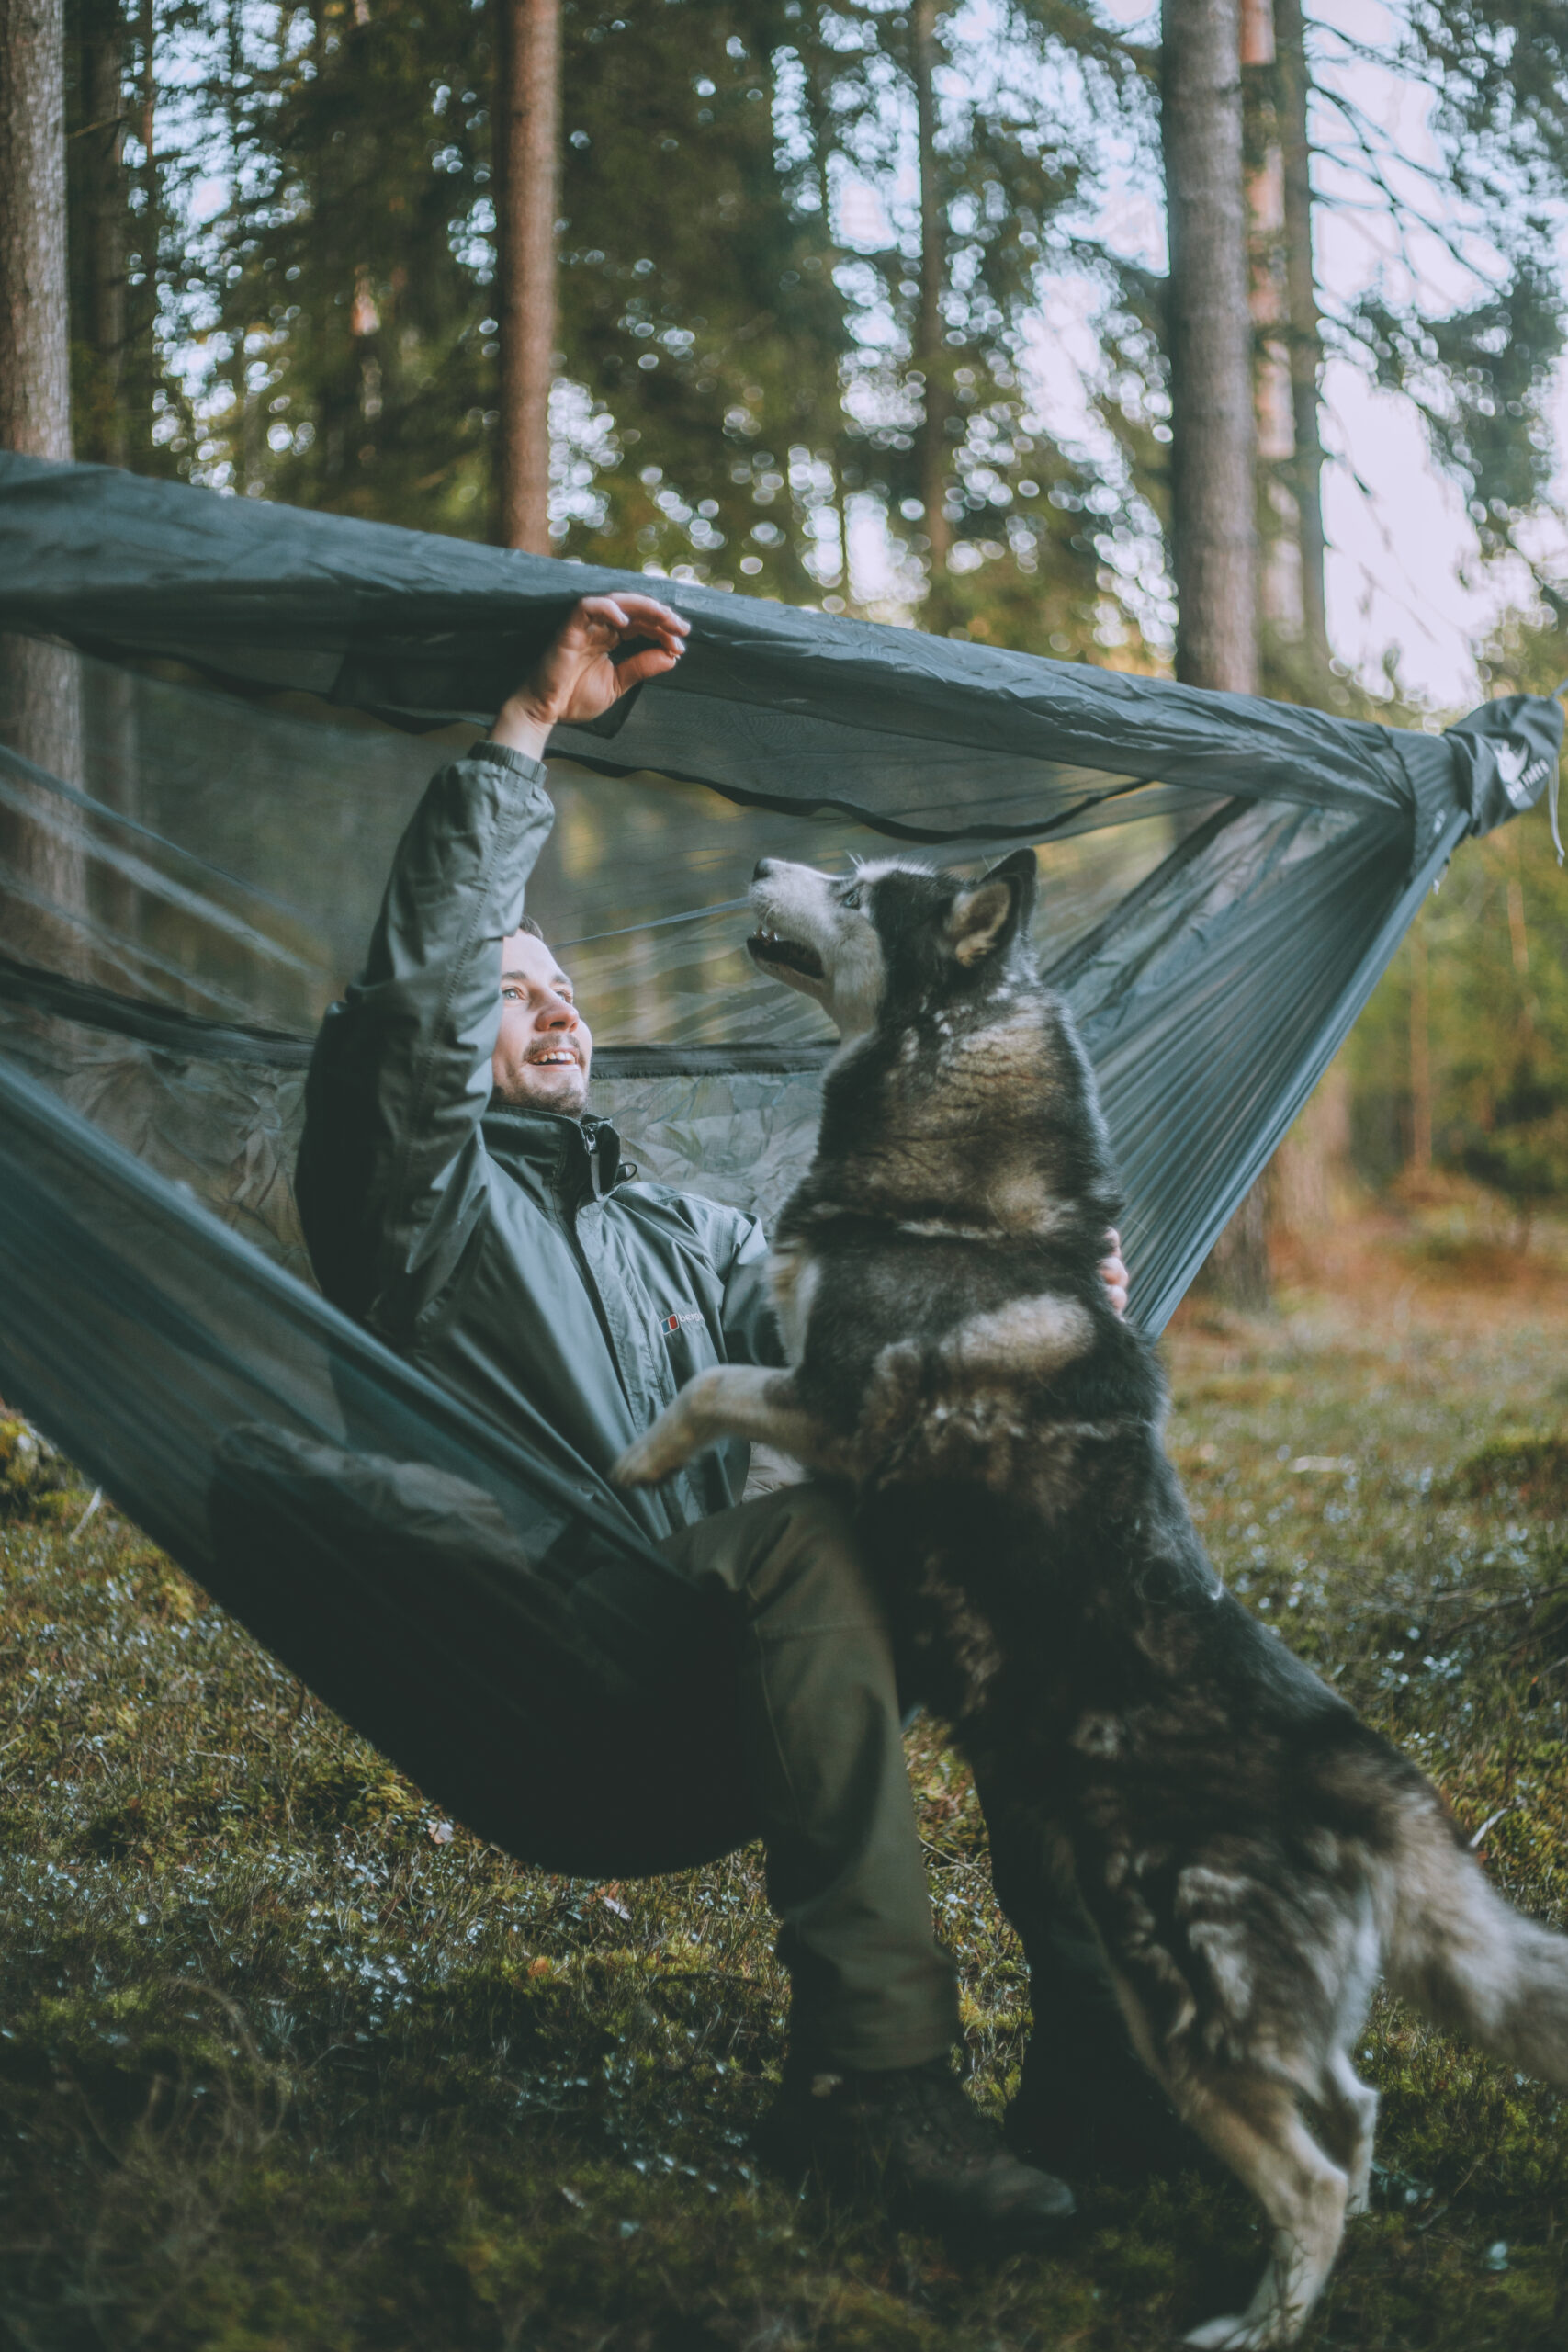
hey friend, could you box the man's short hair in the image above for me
[515,915,545,941]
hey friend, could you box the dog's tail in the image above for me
[1382,1793,1568,2087]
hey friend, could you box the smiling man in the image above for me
[296,594,1151,2252]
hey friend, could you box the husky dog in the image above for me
[615,849,1568,2348]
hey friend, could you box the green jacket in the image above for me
[296,741,783,1544]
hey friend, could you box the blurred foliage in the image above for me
[1352,253,1566,571]
[1345,616,1568,1220]
[1338,2,1568,594]
[58,3,1568,664]
[57,0,1169,658]
[6,1265,1568,2346]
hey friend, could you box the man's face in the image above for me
[491,930,592,1114]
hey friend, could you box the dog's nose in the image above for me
[752,858,775,880]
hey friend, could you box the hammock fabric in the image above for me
[0,450,1560,1832]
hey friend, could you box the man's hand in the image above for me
[491,594,689,760]
[1100,1229,1128,1318]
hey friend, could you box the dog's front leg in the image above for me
[613,1366,830,1487]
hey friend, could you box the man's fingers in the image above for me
[575,592,688,641]
[603,592,689,634]
[612,644,684,690]
[1098,1229,1129,1320]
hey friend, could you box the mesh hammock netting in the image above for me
[0,450,1561,1849]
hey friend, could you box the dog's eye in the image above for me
[840,886,863,910]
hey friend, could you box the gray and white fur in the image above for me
[615,849,1568,2348]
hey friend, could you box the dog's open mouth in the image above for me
[748,928,825,980]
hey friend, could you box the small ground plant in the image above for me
[3,1210,1567,2348]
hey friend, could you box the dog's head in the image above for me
[747,850,1038,1039]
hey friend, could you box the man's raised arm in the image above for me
[294,594,687,1332]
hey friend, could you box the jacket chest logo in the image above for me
[660,1308,707,1338]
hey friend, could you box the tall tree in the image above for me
[1272,0,1327,679]
[1163,0,1269,1304]
[798,0,1156,650]
[67,0,130,466]
[909,0,950,582]
[0,0,73,458]
[0,0,82,981]
[1241,0,1299,660]
[1160,0,1258,694]
[495,0,560,552]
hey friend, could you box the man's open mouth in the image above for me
[528,1047,581,1067]
[748,928,825,980]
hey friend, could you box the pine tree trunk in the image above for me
[911,0,951,587]
[1271,1060,1350,1236]
[495,0,559,554]
[1164,0,1269,1306]
[1204,1180,1271,1312]
[1408,922,1432,1177]
[1160,0,1258,695]
[0,0,83,977]
[72,0,130,466]
[0,0,73,458]
[1274,0,1328,679]
[1241,0,1301,645]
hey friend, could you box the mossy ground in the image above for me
[4,1206,1568,2349]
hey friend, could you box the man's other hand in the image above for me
[491,594,690,760]
[1100,1230,1128,1318]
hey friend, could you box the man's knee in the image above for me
[743,1486,900,1657]
[696,1480,880,1623]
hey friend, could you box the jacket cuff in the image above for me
[468,739,551,786]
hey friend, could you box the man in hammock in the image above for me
[297,592,1165,2255]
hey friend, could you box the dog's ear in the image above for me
[943,849,1037,967]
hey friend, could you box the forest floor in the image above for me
[4,1197,1568,2351]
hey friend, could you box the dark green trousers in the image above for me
[533,1482,960,2074]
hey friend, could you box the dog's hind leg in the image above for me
[1318,2046,1378,2217]
[1177,2081,1348,2350]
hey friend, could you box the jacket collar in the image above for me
[480,1102,624,1202]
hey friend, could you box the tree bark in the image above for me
[1203,1180,1271,1313]
[1241,0,1301,643]
[911,0,951,582]
[1408,922,1432,1176]
[1161,0,1258,694]
[73,0,130,466]
[0,1,83,977]
[0,0,73,458]
[1274,0,1329,677]
[1165,3,1267,1303]
[1271,1059,1349,1236]
[494,0,559,554]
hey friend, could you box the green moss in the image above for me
[1450,1430,1568,1514]
[0,1415,81,1521]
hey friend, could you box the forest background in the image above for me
[26,0,1568,1274]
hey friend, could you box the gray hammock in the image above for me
[0,450,1559,1849]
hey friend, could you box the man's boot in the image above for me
[756,2057,1077,2255]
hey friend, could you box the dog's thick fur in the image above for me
[615,850,1568,2348]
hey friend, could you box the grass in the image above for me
[4,1204,1568,2349]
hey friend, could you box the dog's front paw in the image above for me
[612,1418,688,1488]
[612,1436,664,1487]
